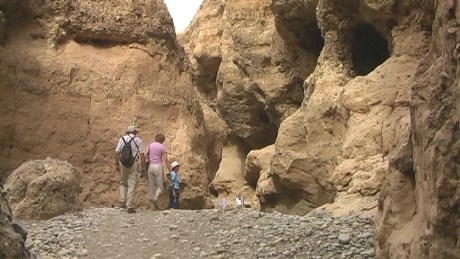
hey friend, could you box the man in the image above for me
[115,125,146,213]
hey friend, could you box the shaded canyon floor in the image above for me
[21,208,375,259]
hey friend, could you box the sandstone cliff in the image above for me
[1,0,459,257]
[375,0,460,257]
[180,0,322,208]
[181,0,434,215]
[0,0,215,209]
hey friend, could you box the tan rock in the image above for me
[376,1,460,258]
[201,104,231,181]
[0,0,211,209]
[245,145,274,188]
[5,158,81,219]
[209,138,246,201]
[181,0,319,149]
[264,0,433,216]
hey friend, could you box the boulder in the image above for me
[0,184,31,258]
[5,158,81,219]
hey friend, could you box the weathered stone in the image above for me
[5,158,81,219]
[376,1,460,258]
[0,0,213,210]
[0,184,31,258]
[338,234,351,245]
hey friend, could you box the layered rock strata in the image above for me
[0,0,213,209]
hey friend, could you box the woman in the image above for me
[169,161,181,209]
[146,133,170,210]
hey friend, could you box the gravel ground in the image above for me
[20,207,375,259]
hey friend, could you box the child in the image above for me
[168,161,181,209]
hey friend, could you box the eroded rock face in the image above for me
[0,184,30,258]
[5,158,81,219]
[182,0,435,216]
[261,0,434,215]
[0,0,212,209]
[376,1,460,258]
[181,0,318,150]
[180,0,325,212]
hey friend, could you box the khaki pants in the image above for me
[147,163,164,201]
[119,161,139,209]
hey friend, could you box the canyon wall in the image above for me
[180,0,322,207]
[0,0,215,209]
[1,1,459,258]
[181,0,434,214]
[375,0,460,257]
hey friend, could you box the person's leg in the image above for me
[147,164,156,201]
[173,188,180,209]
[119,162,129,208]
[126,163,138,211]
[153,164,164,201]
[168,188,174,209]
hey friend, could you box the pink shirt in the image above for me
[148,142,167,164]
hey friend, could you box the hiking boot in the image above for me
[119,202,126,209]
[127,208,136,213]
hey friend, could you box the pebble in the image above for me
[21,207,375,258]
[338,234,352,244]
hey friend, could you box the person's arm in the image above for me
[115,152,120,170]
[114,137,123,170]
[139,153,146,173]
[163,150,171,172]
[137,138,146,173]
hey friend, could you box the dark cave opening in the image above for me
[301,22,325,57]
[283,19,324,58]
[350,23,390,76]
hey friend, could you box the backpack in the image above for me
[119,135,138,167]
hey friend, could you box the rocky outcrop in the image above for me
[180,0,323,210]
[5,158,81,219]
[0,0,213,209]
[181,0,316,150]
[182,0,434,216]
[375,1,460,258]
[265,0,434,215]
[0,184,30,258]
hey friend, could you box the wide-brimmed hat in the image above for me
[171,161,180,169]
[126,125,138,133]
